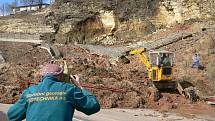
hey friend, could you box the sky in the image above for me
[0,0,14,4]
[0,0,51,6]
[0,0,52,16]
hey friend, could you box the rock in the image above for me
[119,55,130,64]
[199,33,215,54]
[152,0,215,28]
[0,63,10,74]
[147,87,160,101]
[0,52,5,64]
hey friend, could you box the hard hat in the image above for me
[40,64,64,76]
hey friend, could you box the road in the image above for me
[0,103,210,121]
[0,38,42,44]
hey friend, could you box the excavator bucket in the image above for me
[177,81,199,102]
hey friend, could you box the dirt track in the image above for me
[0,103,214,121]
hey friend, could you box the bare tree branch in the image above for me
[0,3,14,16]
[0,4,5,16]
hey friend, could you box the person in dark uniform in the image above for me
[7,63,100,121]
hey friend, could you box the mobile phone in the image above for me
[69,75,76,80]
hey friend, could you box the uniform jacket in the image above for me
[7,75,100,121]
[194,55,199,63]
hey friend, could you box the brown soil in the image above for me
[0,23,215,118]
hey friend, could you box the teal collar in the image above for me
[41,75,60,82]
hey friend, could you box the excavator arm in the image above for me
[129,48,151,71]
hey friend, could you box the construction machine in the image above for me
[128,48,198,102]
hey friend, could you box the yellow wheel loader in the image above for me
[128,48,198,102]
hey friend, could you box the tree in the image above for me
[0,4,5,16]
[38,0,43,4]
[50,0,55,4]
[14,0,18,6]
[8,2,18,14]
[37,0,43,8]
[5,3,13,15]
[0,3,14,16]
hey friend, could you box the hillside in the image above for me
[45,0,215,44]
[0,0,215,119]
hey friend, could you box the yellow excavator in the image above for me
[128,48,198,101]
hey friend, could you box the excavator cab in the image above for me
[129,48,174,83]
[149,51,174,82]
[149,51,198,101]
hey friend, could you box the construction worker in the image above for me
[160,53,171,66]
[7,64,100,121]
[192,53,199,68]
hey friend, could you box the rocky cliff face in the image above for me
[46,0,159,44]
[45,0,215,44]
[0,0,214,44]
[153,0,215,28]
[0,13,54,35]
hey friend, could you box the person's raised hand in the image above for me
[69,75,83,89]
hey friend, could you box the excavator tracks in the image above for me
[147,81,199,102]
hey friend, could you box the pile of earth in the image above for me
[0,42,150,108]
